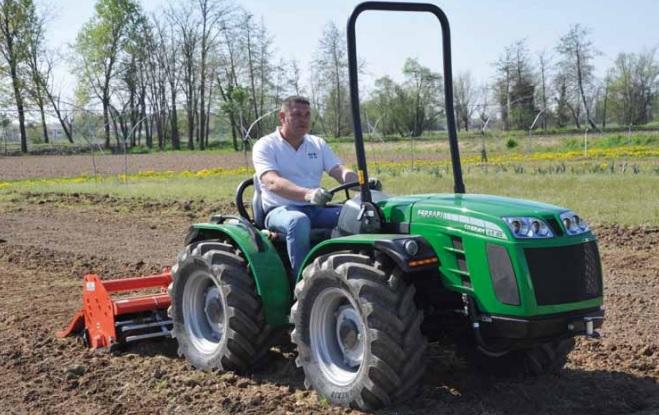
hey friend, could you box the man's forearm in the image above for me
[261,173,311,201]
[342,170,358,183]
[330,165,357,184]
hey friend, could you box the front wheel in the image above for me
[290,253,426,411]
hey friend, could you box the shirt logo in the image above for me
[307,152,318,159]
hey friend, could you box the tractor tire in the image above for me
[170,240,270,373]
[290,253,426,411]
[460,337,575,377]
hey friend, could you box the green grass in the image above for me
[562,132,658,150]
[3,131,657,226]
[375,171,658,227]
[3,166,657,226]
[330,131,659,160]
[1,174,244,202]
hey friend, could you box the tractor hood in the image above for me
[378,193,574,241]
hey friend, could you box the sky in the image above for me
[46,0,659,98]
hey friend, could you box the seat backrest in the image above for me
[252,174,266,228]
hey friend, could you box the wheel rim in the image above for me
[182,269,226,354]
[310,287,366,386]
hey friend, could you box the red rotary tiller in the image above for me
[57,270,173,349]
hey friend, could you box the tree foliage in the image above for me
[74,0,143,148]
[364,58,443,137]
[494,40,537,130]
[607,49,659,126]
[2,5,659,154]
[313,22,350,138]
[555,24,599,130]
[0,0,36,152]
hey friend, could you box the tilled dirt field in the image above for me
[0,149,434,181]
[1,192,658,414]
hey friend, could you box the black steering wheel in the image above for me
[327,180,361,200]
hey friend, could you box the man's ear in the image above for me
[278,111,286,124]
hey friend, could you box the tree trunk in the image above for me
[602,82,608,129]
[103,99,111,149]
[145,115,152,146]
[333,48,342,137]
[505,68,512,131]
[576,51,598,130]
[199,56,207,149]
[33,86,49,144]
[247,28,260,138]
[567,102,581,129]
[205,75,213,148]
[9,60,28,153]
[46,92,73,143]
[170,92,180,150]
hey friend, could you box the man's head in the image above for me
[279,96,311,141]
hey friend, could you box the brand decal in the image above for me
[417,209,507,240]
[307,152,318,159]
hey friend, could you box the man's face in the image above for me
[280,102,311,137]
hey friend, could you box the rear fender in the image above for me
[185,223,291,326]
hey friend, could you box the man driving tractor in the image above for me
[252,96,359,275]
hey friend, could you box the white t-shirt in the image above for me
[252,129,342,211]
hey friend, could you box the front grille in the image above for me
[487,244,520,305]
[524,241,602,305]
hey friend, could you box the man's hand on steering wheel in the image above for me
[305,187,333,206]
[368,177,382,191]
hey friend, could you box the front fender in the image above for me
[186,223,291,326]
[298,234,439,282]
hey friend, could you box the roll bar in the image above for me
[347,1,466,206]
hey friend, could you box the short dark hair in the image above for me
[281,96,310,112]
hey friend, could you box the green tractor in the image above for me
[168,2,604,410]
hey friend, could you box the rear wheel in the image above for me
[170,240,269,372]
[291,253,426,411]
[460,337,575,376]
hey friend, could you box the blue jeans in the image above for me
[265,205,341,277]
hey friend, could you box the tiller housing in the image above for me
[57,271,173,349]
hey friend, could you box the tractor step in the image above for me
[57,270,173,349]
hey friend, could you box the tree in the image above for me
[494,40,537,130]
[154,18,181,150]
[364,75,394,136]
[401,58,443,136]
[135,16,162,148]
[607,49,659,126]
[313,22,350,138]
[556,24,599,130]
[453,71,477,131]
[287,58,304,96]
[196,0,230,149]
[216,16,242,150]
[537,51,551,131]
[74,0,142,149]
[0,0,36,153]
[24,2,51,144]
[365,59,442,137]
[553,72,573,128]
[240,12,274,140]
[168,1,199,150]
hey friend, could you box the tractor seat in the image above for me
[237,175,333,242]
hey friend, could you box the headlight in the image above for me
[560,211,590,235]
[502,217,554,239]
[403,239,419,256]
